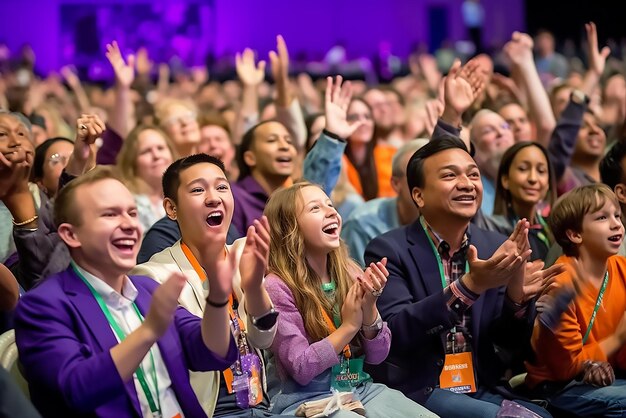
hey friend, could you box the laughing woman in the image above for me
[263,182,438,417]
[117,124,177,233]
[491,142,557,261]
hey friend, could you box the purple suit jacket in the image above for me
[14,267,237,418]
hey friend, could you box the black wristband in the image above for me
[206,298,229,308]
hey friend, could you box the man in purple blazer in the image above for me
[14,165,238,418]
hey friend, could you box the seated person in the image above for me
[525,184,626,417]
[263,182,438,417]
[132,154,285,417]
[341,139,426,266]
[364,136,551,418]
[14,166,237,417]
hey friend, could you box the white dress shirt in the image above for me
[76,264,183,418]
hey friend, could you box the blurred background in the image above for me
[0,0,623,82]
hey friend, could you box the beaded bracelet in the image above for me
[12,215,39,227]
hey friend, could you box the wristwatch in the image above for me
[361,313,383,333]
[251,307,279,331]
[571,89,590,105]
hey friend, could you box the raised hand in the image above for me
[66,114,106,175]
[324,75,363,139]
[269,35,289,83]
[464,220,531,294]
[503,31,535,68]
[517,260,565,304]
[203,245,236,306]
[0,143,31,200]
[441,59,484,123]
[135,47,152,77]
[585,22,610,78]
[239,216,271,294]
[105,41,136,88]
[144,272,187,338]
[60,66,81,89]
[236,48,266,87]
[341,282,364,332]
[358,258,388,307]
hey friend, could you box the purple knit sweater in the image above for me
[264,274,391,386]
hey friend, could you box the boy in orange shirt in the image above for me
[525,184,626,417]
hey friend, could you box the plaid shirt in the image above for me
[423,221,478,354]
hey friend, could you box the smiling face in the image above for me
[244,121,297,178]
[499,103,532,142]
[135,129,174,187]
[297,185,342,258]
[471,111,515,179]
[0,114,28,160]
[40,139,73,197]
[61,178,142,277]
[574,112,606,160]
[199,124,234,168]
[573,198,624,259]
[413,148,483,222]
[168,162,234,247]
[347,100,375,144]
[502,145,550,207]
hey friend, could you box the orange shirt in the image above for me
[343,144,397,200]
[526,255,626,387]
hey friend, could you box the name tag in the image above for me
[438,352,476,394]
[330,357,365,392]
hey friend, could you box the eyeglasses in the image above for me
[47,153,70,168]
[480,122,511,136]
[161,112,197,127]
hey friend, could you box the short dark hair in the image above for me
[162,153,226,204]
[406,134,469,192]
[236,120,276,179]
[600,141,626,191]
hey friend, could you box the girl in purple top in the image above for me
[263,182,438,417]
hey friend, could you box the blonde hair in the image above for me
[54,166,124,227]
[265,182,360,342]
[550,184,620,256]
[116,124,178,194]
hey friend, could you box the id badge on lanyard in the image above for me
[222,294,263,408]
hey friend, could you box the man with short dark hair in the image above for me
[364,136,551,417]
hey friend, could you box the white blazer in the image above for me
[130,238,277,417]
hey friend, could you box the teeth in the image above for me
[323,223,338,232]
[115,239,135,246]
[208,212,222,218]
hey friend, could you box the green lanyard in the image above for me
[321,280,342,328]
[535,214,552,250]
[419,217,469,288]
[582,270,609,345]
[71,263,162,416]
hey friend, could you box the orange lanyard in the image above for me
[321,309,351,359]
[180,242,244,330]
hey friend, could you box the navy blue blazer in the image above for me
[364,219,527,404]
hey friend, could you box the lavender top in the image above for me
[264,273,391,387]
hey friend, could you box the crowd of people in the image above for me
[2,19,626,418]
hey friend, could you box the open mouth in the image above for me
[206,211,224,227]
[322,222,339,236]
[452,195,476,202]
[111,238,137,253]
[609,234,622,243]
[276,156,293,164]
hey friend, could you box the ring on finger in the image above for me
[371,288,383,298]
